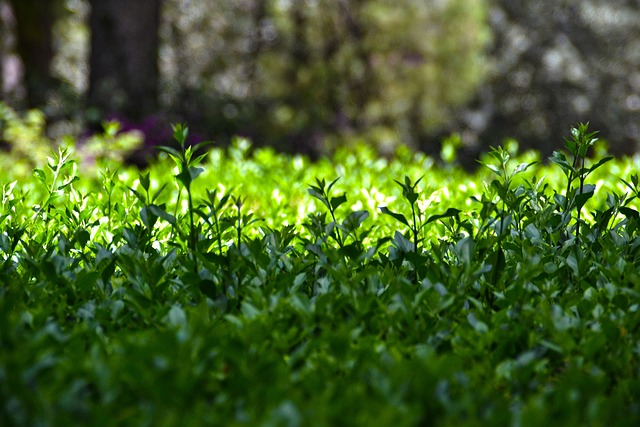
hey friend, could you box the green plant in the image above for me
[307,177,348,249]
[156,124,211,271]
[1,123,639,427]
[379,176,461,284]
[549,123,613,240]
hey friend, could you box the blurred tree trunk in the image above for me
[87,0,160,121]
[7,0,58,108]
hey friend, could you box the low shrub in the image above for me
[1,123,639,426]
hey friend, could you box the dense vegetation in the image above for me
[1,119,640,426]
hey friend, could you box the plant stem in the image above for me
[411,203,419,255]
[187,186,199,272]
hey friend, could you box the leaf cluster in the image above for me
[1,124,640,426]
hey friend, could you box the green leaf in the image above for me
[620,206,639,220]
[330,193,347,210]
[564,138,578,156]
[392,230,414,253]
[308,187,331,212]
[176,169,192,188]
[127,186,147,204]
[139,171,150,191]
[554,193,566,208]
[189,166,204,181]
[152,183,168,203]
[406,191,419,205]
[192,152,209,167]
[33,168,46,184]
[380,206,409,227]
[57,176,79,190]
[156,145,181,159]
[586,156,613,174]
[197,280,218,300]
[148,204,177,226]
[172,123,189,145]
[565,252,580,275]
[339,242,364,260]
[482,162,501,176]
[426,208,461,224]
[342,209,369,232]
[395,176,421,204]
[327,176,341,192]
[574,184,596,211]
[140,206,157,229]
[467,313,489,334]
[620,177,637,193]
[514,161,537,174]
[74,228,91,248]
[165,305,187,329]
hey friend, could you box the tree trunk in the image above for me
[7,0,58,108]
[87,0,160,121]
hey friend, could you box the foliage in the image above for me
[0,102,142,175]
[1,124,640,426]
[162,0,490,152]
[465,0,640,157]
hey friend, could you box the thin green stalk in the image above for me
[411,203,419,254]
[187,185,199,273]
[329,206,344,249]
[213,207,223,256]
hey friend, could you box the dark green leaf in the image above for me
[198,280,218,300]
[139,171,150,191]
[620,206,639,220]
[586,156,613,174]
[308,187,331,212]
[380,206,409,227]
[426,208,461,224]
[330,193,347,210]
[148,204,177,226]
[189,166,204,181]
[156,145,181,158]
[392,230,414,253]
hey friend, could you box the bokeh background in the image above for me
[1,0,639,166]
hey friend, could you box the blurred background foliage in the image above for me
[474,0,640,159]
[160,0,489,155]
[0,0,639,167]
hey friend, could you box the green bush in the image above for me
[1,124,640,426]
[0,102,142,178]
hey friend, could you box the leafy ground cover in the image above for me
[1,123,640,426]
